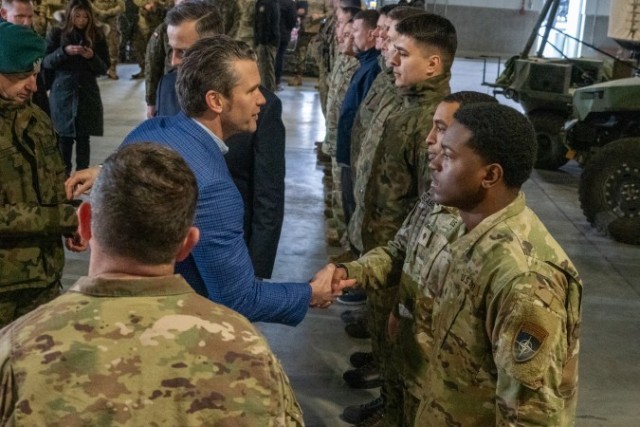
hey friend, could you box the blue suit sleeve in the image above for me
[187,177,311,326]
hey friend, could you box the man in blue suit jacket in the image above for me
[66,35,336,326]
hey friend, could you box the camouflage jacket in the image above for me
[91,0,125,21]
[348,194,582,426]
[145,22,172,106]
[348,73,450,253]
[0,275,305,426]
[321,53,358,156]
[349,58,395,169]
[301,0,326,34]
[235,0,256,41]
[0,98,77,292]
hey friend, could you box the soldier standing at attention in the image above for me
[341,12,455,426]
[288,0,326,86]
[333,102,583,426]
[254,0,280,91]
[0,143,305,426]
[0,22,83,328]
[91,0,124,79]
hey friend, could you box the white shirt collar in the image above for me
[191,118,229,154]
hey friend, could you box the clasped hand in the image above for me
[309,264,358,308]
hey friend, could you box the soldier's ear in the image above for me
[425,54,442,76]
[176,227,200,262]
[481,163,503,189]
[77,202,92,241]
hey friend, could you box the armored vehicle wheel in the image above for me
[579,138,640,245]
[527,111,570,170]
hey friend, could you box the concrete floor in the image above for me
[62,59,640,426]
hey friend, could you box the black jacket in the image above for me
[254,0,280,47]
[278,0,297,42]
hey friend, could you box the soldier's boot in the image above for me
[343,359,381,389]
[131,69,144,79]
[355,408,385,427]
[342,396,384,424]
[288,74,303,86]
[107,65,119,80]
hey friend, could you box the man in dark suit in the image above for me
[155,0,286,278]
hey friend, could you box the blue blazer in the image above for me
[122,113,311,325]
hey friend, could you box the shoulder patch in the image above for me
[512,321,548,363]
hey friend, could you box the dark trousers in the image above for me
[341,166,356,226]
[275,36,290,85]
[60,135,90,175]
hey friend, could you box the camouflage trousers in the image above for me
[256,44,277,92]
[132,17,156,71]
[292,31,314,76]
[0,281,61,328]
[330,157,347,244]
[103,17,121,72]
[367,287,404,427]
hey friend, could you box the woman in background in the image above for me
[45,0,108,176]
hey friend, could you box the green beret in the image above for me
[0,22,46,74]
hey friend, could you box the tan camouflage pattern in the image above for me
[133,0,169,71]
[0,98,77,300]
[348,72,450,254]
[33,0,66,36]
[345,193,582,426]
[92,0,125,71]
[0,275,305,426]
[309,12,336,116]
[302,0,326,34]
[234,0,256,44]
[215,0,242,37]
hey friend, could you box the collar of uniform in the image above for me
[0,95,28,116]
[399,72,451,103]
[68,274,195,297]
[451,191,527,254]
[191,118,229,155]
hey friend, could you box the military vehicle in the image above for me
[487,0,637,170]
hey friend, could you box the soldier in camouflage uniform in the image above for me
[288,0,326,86]
[216,0,241,36]
[339,91,498,426]
[333,102,582,426]
[308,0,336,115]
[344,13,454,426]
[130,0,167,78]
[322,9,357,249]
[0,143,305,426]
[0,22,80,328]
[91,0,125,79]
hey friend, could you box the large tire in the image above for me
[579,138,640,245]
[527,111,570,170]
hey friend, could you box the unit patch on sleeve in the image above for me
[512,321,549,363]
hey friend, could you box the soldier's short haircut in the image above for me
[165,0,224,36]
[395,13,457,71]
[176,34,256,117]
[378,4,398,16]
[91,143,198,265]
[353,9,379,30]
[386,5,425,23]
[1,0,33,8]
[443,91,497,107]
[454,103,536,188]
[340,6,360,20]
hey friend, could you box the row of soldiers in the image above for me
[308,2,583,427]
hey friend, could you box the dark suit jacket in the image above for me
[122,112,310,326]
[157,74,286,279]
[225,87,285,279]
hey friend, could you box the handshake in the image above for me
[308,264,358,308]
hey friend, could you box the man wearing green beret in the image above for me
[0,21,84,328]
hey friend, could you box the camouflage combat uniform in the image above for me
[217,0,242,36]
[0,98,77,328]
[309,11,335,115]
[345,73,449,425]
[144,21,172,109]
[92,0,126,77]
[322,53,358,244]
[349,57,394,170]
[235,0,256,44]
[132,0,168,74]
[343,193,582,426]
[0,275,305,426]
[291,0,326,79]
